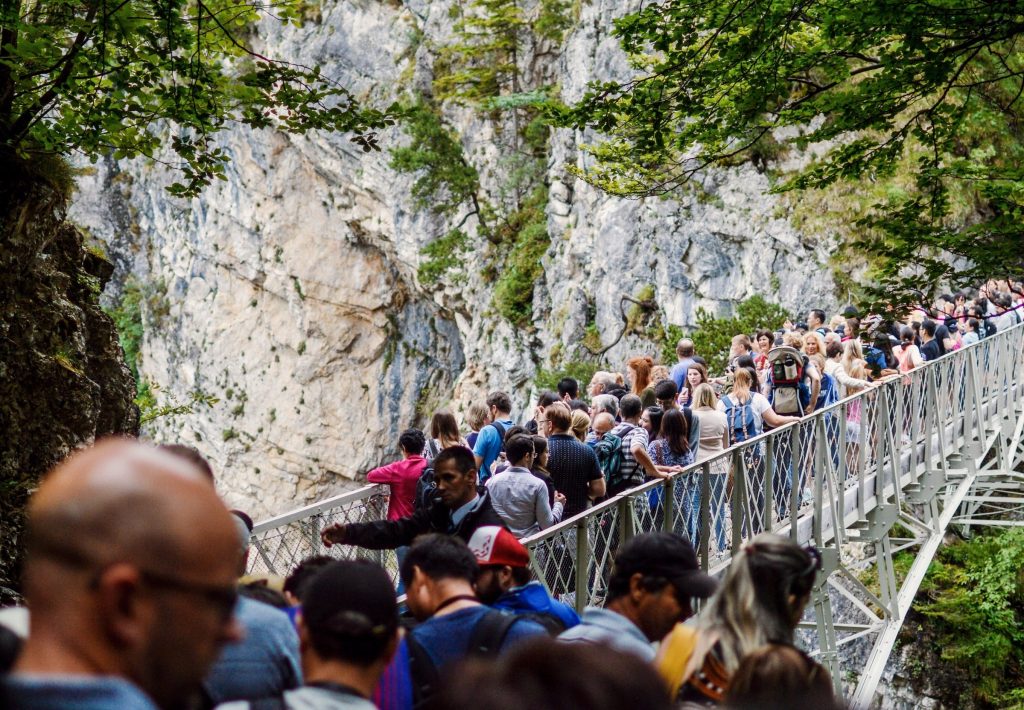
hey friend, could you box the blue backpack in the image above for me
[816,372,839,410]
[721,394,758,444]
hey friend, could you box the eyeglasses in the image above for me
[137,568,239,623]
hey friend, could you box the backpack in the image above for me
[766,346,809,416]
[594,431,624,489]
[721,394,757,444]
[488,420,508,453]
[407,610,516,709]
[413,464,436,512]
[816,372,839,410]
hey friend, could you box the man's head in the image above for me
[591,393,619,418]
[557,377,579,401]
[922,319,937,338]
[807,309,826,329]
[486,391,513,419]
[468,526,532,605]
[21,439,243,708]
[653,379,678,410]
[298,560,398,670]
[505,434,536,468]
[400,534,479,621]
[283,554,335,606]
[605,533,717,642]
[619,394,643,422]
[399,428,426,457]
[593,412,616,439]
[588,371,618,397]
[432,446,479,509]
[544,401,572,435]
[675,339,695,360]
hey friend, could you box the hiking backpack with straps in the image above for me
[593,431,624,490]
[406,610,517,709]
[721,394,757,444]
[413,464,437,512]
[766,345,809,416]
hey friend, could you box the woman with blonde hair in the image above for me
[657,534,827,705]
[570,409,591,443]
[841,339,868,380]
[802,331,826,359]
[692,382,730,551]
[627,355,657,408]
[465,401,491,449]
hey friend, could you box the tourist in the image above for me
[485,434,564,537]
[426,410,467,459]
[670,338,698,392]
[724,643,840,710]
[692,383,728,463]
[641,405,665,444]
[0,440,244,709]
[470,526,580,632]
[465,401,490,449]
[401,535,547,706]
[807,308,828,337]
[657,534,826,704]
[320,446,506,549]
[823,342,871,397]
[920,319,941,361]
[718,369,798,444]
[608,394,661,495]
[896,326,924,372]
[473,391,515,483]
[679,362,708,408]
[543,402,605,516]
[530,434,557,506]
[365,428,428,522]
[654,378,701,453]
[557,377,579,402]
[526,390,560,435]
[570,408,591,443]
[627,355,658,408]
[559,532,717,662]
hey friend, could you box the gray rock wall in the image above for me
[70,0,837,518]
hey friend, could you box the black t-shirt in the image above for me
[546,434,603,517]
[920,339,941,361]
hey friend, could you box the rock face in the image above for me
[0,158,139,598]
[70,0,837,518]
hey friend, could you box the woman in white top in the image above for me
[716,369,798,440]
[823,341,872,397]
[692,383,728,463]
[895,326,924,373]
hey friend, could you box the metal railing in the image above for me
[246,322,1024,704]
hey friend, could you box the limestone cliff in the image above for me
[70,0,838,518]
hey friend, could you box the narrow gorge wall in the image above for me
[70,0,839,518]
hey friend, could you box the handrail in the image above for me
[251,483,386,534]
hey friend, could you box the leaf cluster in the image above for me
[558,0,1024,306]
[0,0,398,196]
[684,295,789,374]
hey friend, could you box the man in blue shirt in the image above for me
[470,525,580,632]
[473,390,514,483]
[0,440,244,710]
[669,338,697,392]
[401,534,546,706]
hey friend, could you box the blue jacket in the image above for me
[492,581,580,630]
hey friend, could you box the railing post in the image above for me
[699,463,711,567]
[764,435,775,530]
[789,424,801,540]
[731,450,746,550]
[662,476,675,534]
[575,518,590,612]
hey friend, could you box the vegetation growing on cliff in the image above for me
[900,528,1024,706]
[680,296,789,373]
[558,0,1024,309]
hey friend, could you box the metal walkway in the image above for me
[246,322,1024,707]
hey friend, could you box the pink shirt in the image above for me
[367,455,427,521]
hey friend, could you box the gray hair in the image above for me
[591,394,619,418]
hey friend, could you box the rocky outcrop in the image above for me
[69,0,837,518]
[0,157,138,599]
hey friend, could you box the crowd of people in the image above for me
[1,282,1020,709]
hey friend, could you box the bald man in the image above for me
[0,439,244,710]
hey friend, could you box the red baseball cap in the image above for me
[468,526,530,568]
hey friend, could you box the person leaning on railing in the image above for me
[319,447,507,550]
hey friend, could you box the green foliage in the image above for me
[0,0,397,197]
[492,185,550,327]
[685,296,789,374]
[389,102,481,219]
[140,390,218,426]
[104,279,145,384]
[534,360,605,394]
[418,229,471,285]
[908,528,1024,705]
[558,0,1024,309]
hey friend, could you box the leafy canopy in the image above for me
[0,0,397,195]
[557,0,1024,308]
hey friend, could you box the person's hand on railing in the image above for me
[320,523,347,548]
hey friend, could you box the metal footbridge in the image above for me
[246,322,1024,707]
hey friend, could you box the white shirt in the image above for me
[717,391,771,434]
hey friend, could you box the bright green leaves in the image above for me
[0,0,397,196]
[562,0,1024,307]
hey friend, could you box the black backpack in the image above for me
[489,420,508,453]
[413,464,436,512]
[407,610,516,709]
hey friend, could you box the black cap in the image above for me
[613,532,718,599]
[301,560,398,641]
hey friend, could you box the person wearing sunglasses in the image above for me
[656,533,834,706]
[0,439,245,710]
